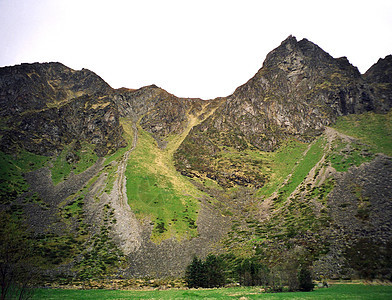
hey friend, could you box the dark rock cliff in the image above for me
[0,62,125,156]
[174,36,389,187]
[113,84,214,147]
[364,54,392,110]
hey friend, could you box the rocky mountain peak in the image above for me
[262,35,334,71]
[174,36,388,187]
[219,36,377,148]
[0,62,112,117]
[364,54,392,83]
[363,54,392,110]
[0,62,125,156]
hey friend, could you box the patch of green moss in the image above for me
[272,137,326,207]
[326,137,375,172]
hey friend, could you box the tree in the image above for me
[236,257,269,286]
[204,254,225,288]
[298,267,314,292]
[185,256,206,288]
[185,255,226,288]
[0,212,35,300]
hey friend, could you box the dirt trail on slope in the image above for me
[109,122,144,254]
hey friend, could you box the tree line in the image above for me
[185,254,314,292]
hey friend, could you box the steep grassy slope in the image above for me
[333,111,392,156]
[123,104,217,243]
[125,124,201,242]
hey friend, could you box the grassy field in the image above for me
[33,284,392,299]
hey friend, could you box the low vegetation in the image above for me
[32,284,392,299]
[0,150,49,204]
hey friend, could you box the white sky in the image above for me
[0,0,391,99]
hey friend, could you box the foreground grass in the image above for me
[33,284,392,299]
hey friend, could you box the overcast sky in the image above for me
[0,0,391,99]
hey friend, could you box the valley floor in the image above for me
[32,283,392,299]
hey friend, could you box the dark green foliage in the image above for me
[34,234,82,266]
[298,267,314,292]
[204,255,226,288]
[185,257,206,288]
[76,203,124,281]
[185,255,225,288]
[235,257,269,286]
[0,212,36,300]
[155,221,167,234]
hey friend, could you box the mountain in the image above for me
[175,36,386,187]
[0,62,125,156]
[0,36,391,283]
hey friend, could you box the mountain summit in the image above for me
[174,35,388,187]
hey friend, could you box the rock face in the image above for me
[0,62,125,156]
[174,36,386,186]
[0,62,112,117]
[364,54,392,110]
[113,84,218,148]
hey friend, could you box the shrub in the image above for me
[185,256,206,288]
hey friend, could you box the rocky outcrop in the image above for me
[0,62,112,117]
[364,55,392,110]
[0,62,125,156]
[113,84,215,147]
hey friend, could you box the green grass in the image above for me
[333,111,392,156]
[272,137,326,205]
[327,138,374,172]
[257,138,314,199]
[0,150,49,204]
[33,284,392,299]
[51,142,98,185]
[125,125,201,243]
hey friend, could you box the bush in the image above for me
[185,257,206,288]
